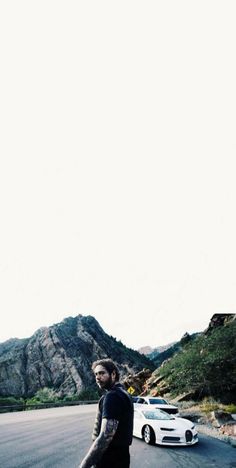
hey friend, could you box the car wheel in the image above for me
[143,425,155,445]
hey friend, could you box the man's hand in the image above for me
[78,418,119,468]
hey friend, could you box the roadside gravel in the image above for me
[197,423,228,442]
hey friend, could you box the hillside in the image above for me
[0,315,154,398]
[148,333,201,368]
[146,314,236,403]
[149,340,182,367]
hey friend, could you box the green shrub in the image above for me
[26,387,58,405]
[77,388,99,400]
[200,402,220,413]
[159,321,236,401]
[223,404,236,414]
[0,396,24,407]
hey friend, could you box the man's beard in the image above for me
[98,375,113,391]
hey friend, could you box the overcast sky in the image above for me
[0,2,235,350]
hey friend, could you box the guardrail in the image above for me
[0,400,99,413]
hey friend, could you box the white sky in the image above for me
[0,2,235,350]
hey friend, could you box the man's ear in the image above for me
[111,370,116,381]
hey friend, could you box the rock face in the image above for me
[209,410,235,428]
[204,313,235,335]
[123,368,153,394]
[220,422,236,437]
[0,315,154,398]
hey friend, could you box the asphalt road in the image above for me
[0,405,235,468]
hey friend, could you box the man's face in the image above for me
[94,364,115,390]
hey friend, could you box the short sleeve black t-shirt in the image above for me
[101,384,134,447]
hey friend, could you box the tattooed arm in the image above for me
[79,418,119,468]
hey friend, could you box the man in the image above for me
[79,358,134,468]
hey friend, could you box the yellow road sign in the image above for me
[127,386,135,395]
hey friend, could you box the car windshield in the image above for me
[142,410,173,420]
[148,398,167,404]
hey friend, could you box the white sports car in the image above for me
[134,396,179,416]
[133,407,198,446]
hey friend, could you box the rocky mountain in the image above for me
[151,341,177,355]
[146,313,236,403]
[147,314,236,369]
[147,340,178,362]
[138,346,153,355]
[148,333,201,368]
[123,314,236,404]
[138,342,176,357]
[0,315,154,398]
[146,314,235,365]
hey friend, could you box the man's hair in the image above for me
[92,358,120,382]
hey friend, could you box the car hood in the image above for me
[147,417,193,430]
